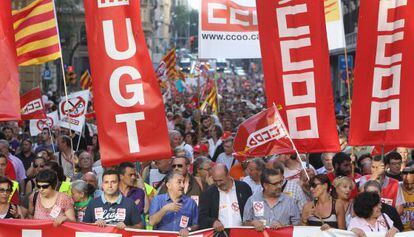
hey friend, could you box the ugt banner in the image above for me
[84,0,171,166]
[349,0,414,146]
[0,0,21,121]
[256,0,339,153]
[198,0,261,59]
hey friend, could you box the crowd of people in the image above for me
[1,72,414,237]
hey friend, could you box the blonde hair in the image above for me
[333,176,355,190]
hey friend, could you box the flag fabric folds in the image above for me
[80,70,92,90]
[200,85,218,114]
[20,87,46,120]
[156,48,177,81]
[0,0,21,121]
[233,105,295,161]
[12,0,61,66]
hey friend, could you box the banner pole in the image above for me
[76,124,84,151]
[48,127,56,154]
[272,103,310,180]
[51,0,74,155]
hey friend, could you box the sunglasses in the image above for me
[37,184,51,189]
[33,164,44,168]
[310,182,323,189]
[172,164,184,168]
[0,188,12,194]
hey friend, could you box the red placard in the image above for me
[84,0,171,166]
[20,87,46,120]
[256,0,339,153]
[0,0,20,121]
[349,0,414,146]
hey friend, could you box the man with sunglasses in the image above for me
[243,168,300,231]
[159,156,206,205]
[396,163,414,231]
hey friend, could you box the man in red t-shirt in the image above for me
[327,152,361,199]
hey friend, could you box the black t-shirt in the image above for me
[386,171,402,182]
[83,194,141,226]
[16,152,36,171]
[382,203,404,231]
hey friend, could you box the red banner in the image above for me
[233,105,295,160]
[84,0,171,166]
[256,0,339,153]
[349,0,414,146]
[0,0,21,121]
[20,88,46,120]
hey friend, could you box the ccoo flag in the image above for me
[12,0,61,66]
[233,105,295,161]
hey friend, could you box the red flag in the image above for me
[371,145,395,157]
[84,0,171,166]
[349,0,414,146]
[0,0,21,121]
[233,105,295,161]
[20,87,46,120]
[256,0,339,153]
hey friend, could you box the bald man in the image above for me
[198,164,252,231]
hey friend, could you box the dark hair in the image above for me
[164,170,183,183]
[118,162,135,175]
[60,135,71,147]
[36,169,58,188]
[21,138,33,145]
[260,168,283,185]
[0,153,7,162]
[272,161,285,175]
[310,174,332,191]
[213,124,223,138]
[332,152,351,168]
[102,169,120,181]
[0,176,13,190]
[45,161,66,182]
[2,126,13,133]
[384,151,402,165]
[353,192,381,218]
[357,153,372,169]
[193,156,210,176]
[372,155,384,163]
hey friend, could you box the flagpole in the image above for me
[48,127,56,154]
[272,103,310,181]
[76,125,84,151]
[51,0,74,152]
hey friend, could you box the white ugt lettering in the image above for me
[109,66,144,107]
[103,19,136,60]
[116,112,145,153]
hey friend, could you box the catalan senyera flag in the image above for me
[80,70,92,90]
[200,85,218,114]
[12,0,61,66]
[156,48,177,81]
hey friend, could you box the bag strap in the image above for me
[381,213,391,230]
[32,191,39,214]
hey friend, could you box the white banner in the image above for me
[198,0,261,59]
[29,111,59,136]
[58,90,89,133]
[324,0,346,50]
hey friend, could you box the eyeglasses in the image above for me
[266,180,284,187]
[310,182,323,189]
[33,164,44,168]
[37,184,51,189]
[0,188,12,194]
[172,164,184,168]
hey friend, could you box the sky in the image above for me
[188,0,200,10]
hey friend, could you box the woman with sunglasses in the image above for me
[28,169,75,226]
[332,176,355,228]
[301,174,346,230]
[0,177,23,219]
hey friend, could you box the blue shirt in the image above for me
[149,193,198,231]
[83,193,141,226]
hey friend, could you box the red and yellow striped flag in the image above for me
[200,85,218,114]
[80,70,92,90]
[162,48,177,79]
[12,0,61,66]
